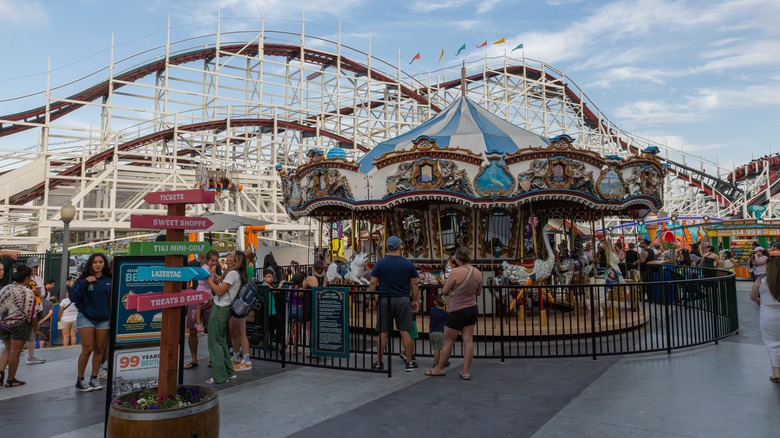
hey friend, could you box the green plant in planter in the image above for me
[114,385,207,410]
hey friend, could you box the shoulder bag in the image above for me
[440,266,474,306]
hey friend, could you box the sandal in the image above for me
[459,371,471,381]
[184,362,199,369]
[4,378,27,387]
[425,369,445,377]
[205,377,227,384]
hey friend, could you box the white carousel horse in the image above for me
[587,244,625,318]
[327,253,370,285]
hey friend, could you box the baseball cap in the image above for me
[26,257,40,268]
[754,246,765,252]
[386,236,402,250]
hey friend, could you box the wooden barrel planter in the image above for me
[107,385,219,438]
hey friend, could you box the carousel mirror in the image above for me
[436,209,471,254]
[401,211,428,258]
[481,208,512,258]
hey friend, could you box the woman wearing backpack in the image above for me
[0,264,41,387]
[229,251,253,372]
[206,250,247,384]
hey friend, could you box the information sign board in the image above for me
[311,287,350,358]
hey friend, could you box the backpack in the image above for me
[230,280,260,318]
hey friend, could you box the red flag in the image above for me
[408,52,421,64]
[476,41,487,48]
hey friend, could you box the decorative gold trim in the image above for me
[412,158,442,190]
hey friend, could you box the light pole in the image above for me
[59,200,77,301]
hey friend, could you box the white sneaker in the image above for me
[26,356,45,365]
[241,361,252,371]
[97,369,108,380]
[89,377,103,391]
[75,379,92,392]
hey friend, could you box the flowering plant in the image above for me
[113,385,207,410]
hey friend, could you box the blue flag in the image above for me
[455,44,466,56]
[511,43,524,52]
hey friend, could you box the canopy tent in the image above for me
[357,96,550,173]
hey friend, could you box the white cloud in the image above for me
[0,0,49,26]
[408,0,473,14]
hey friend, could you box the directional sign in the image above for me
[125,290,211,312]
[144,189,215,205]
[130,215,213,230]
[129,241,213,256]
[136,266,210,282]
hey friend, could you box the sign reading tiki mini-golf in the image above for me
[311,287,350,358]
[129,241,213,256]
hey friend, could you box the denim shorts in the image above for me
[77,312,110,330]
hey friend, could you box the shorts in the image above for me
[444,305,479,331]
[76,312,109,330]
[375,296,413,332]
[38,326,50,342]
[0,322,33,342]
[186,303,211,329]
[59,320,76,330]
[290,304,304,322]
[429,332,444,351]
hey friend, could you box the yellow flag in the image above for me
[492,37,506,45]
[438,48,445,63]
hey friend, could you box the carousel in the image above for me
[279,85,665,335]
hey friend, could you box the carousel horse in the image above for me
[587,242,624,318]
[327,252,370,285]
[500,224,556,312]
[553,235,593,286]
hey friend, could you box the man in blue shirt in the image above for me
[368,236,420,371]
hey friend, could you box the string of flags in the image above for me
[408,38,525,65]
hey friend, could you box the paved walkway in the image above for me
[2,281,779,438]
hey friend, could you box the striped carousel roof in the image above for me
[357,96,550,173]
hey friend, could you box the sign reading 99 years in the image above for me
[311,287,350,358]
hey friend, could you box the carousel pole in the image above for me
[519,206,525,259]
[382,212,387,258]
[319,214,324,261]
[436,206,444,274]
[538,213,547,326]
[351,210,357,257]
[530,203,538,255]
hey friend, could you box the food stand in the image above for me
[705,219,780,279]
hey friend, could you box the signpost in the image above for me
[129,241,212,256]
[144,189,216,205]
[136,266,210,282]
[130,215,213,230]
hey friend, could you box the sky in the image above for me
[0,0,778,175]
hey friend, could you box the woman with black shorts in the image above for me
[425,246,482,380]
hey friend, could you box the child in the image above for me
[429,295,448,368]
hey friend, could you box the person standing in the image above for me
[0,264,41,387]
[69,253,112,392]
[206,250,246,384]
[36,289,54,348]
[184,250,219,370]
[368,235,420,371]
[229,251,253,372]
[425,246,482,380]
[58,290,79,346]
[428,295,448,369]
[751,247,769,281]
[301,260,327,357]
[24,258,46,364]
[750,247,780,382]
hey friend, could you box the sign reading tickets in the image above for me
[113,257,170,344]
[111,347,164,398]
[311,287,350,358]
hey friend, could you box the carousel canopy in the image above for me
[357,96,550,173]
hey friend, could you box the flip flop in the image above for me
[184,362,199,369]
[425,369,445,377]
[459,371,471,381]
[4,378,26,387]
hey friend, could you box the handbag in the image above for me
[440,266,474,306]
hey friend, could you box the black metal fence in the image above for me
[247,265,738,376]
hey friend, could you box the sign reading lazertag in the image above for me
[311,287,350,358]
[136,266,210,282]
[130,215,213,230]
[144,189,215,205]
[129,241,213,256]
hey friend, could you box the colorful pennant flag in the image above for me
[408,52,421,65]
[438,48,445,63]
[476,40,488,48]
[511,43,524,52]
[455,44,466,56]
[492,37,506,45]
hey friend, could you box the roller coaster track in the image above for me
[9,119,369,205]
[0,42,440,137]
[0,41,748,212]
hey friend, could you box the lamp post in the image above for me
[59,200,77,301]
